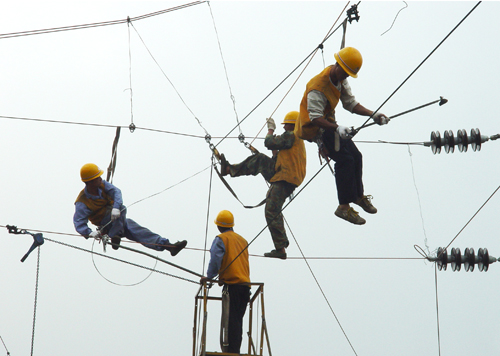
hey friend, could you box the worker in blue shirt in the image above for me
[200,210,250,354]
[73,163,187,254]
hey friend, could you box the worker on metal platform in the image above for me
[297,46,389,225]
[218,111,306,260]
[200,210,251,354]
[73,163,187,254]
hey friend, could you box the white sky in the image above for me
[1,1,499,355]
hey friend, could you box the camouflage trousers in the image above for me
[229,153,296,250]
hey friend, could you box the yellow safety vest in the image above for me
[297,65,341,141]
[270,131,306,187]
[218,230,250,285]
[75,183,114,227]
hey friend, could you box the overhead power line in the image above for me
[0,1,206,40]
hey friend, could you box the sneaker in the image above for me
[168,240,187,256]
[354,195,377,214]
[334,207,366,225]
[111,236,121,250]
[220,154,230,177]
[264,249,287,260]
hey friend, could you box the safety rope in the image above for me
[128,21,210,137]
[30,247,41,356]
[434,264,442,356]
[91,237,158,287]
[207,2,242,137]
[407,145,430,255]
[380,1,408,36]
[126,17,135,133]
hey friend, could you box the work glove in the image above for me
[266,118,276,131]
[88,230,101,240]
[111,208,121,221]
[374,112,390,125]
[336,125,353,139]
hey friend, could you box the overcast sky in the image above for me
[1,1,499,355]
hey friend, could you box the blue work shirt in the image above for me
[73,180,123,236]
[206,233,231,279]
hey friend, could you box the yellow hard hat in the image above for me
[80,163,104,182]
[334,47,363,78]
[214,210,234,228]
[282,111,299,125]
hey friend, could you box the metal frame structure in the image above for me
[193,282,271,356]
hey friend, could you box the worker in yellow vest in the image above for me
[200,210,251,354]
[218,111,306,260]
[74,163,187,254]
[297,46,389,225]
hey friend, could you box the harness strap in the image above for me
[107,127,121,183]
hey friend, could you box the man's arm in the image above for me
[102,180,123,209]
[203,236,225,281]
[73,202,93,237]
[264,131,295,151]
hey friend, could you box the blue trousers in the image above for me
[322,130,364,205]
[101,206,170,251]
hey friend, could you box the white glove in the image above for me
[89,230,101,240]
[111,208,121,221]
[374,112,390,125]
[336,125,352,139]
[266,118,276,131]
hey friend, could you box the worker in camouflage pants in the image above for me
[219,111,306,260]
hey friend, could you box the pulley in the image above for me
[425,128,499,154]
[346,4,360,23]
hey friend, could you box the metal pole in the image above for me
[107,239,204,278]
[351,96,448,136]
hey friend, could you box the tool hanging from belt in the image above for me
[207,135,266,209]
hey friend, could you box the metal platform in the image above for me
[193,282,271,356]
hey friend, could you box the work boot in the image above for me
[264,249,287,260]
[111,236,121,250]
[220,154,230,176]
[354,195,377,214]
[167,240,187,256]
[334,207,366,225]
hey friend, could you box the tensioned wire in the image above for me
[0,2,207,40]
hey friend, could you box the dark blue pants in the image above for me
[322,130,364,205]
[226,284,251,354]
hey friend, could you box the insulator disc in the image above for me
[471,129,478,152]
[451,247,462,272]
[475,128,482,152]
[478,248,490,272]
[464,247,475,272]
[457,129,468,152]
[444,131,450,153]
[447,130,455,153]
[431,131,442,154]
[437,247,447,271]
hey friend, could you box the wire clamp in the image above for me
[347,4,360,23]
[129,123,136,133]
